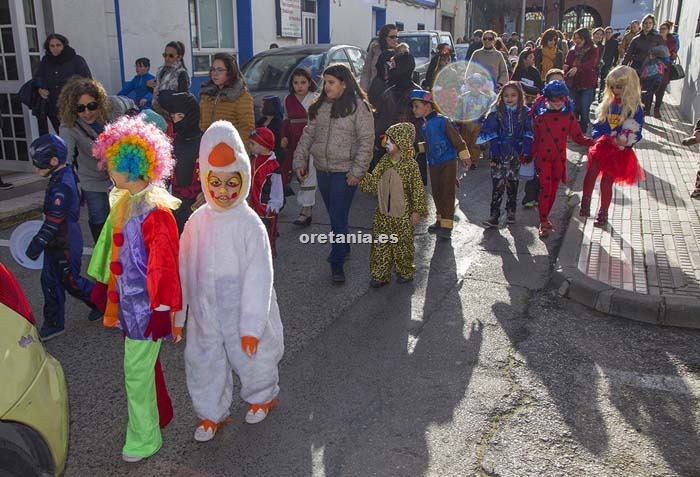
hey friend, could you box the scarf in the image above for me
[199,81,247,103]
[540,46,557,81]
[45,45,77,65]
[156,61,187,92]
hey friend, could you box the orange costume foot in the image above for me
[193,417,232,442]
[245,398,279,424]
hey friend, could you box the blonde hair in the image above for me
[58,77,111,127]
[595,66,642,123]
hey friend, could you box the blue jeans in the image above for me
[82,190,110,225]
[316,171,357,265]
[573,88,594,133]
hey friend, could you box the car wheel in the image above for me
[0,439,44,477]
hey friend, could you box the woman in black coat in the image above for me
[511,49,543,104]
[33,34,91,135]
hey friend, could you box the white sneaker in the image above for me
[194,424,216,442]
[122,454,143,463]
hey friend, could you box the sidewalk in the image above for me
[0,171,45,228]
[555,97,700,328]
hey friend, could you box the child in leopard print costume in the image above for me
[360,122,428,287]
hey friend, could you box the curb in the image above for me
[0,206,42,230]
[552,197,700,329]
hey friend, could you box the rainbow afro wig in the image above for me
[92,115,174,185]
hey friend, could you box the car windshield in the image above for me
[242,53,324,91]
[398,35,432,59]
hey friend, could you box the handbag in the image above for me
[670,62,685,81]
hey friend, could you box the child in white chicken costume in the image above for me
[176,120,284,442]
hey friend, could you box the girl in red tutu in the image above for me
[580,65,645,227]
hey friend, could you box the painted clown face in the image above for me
[207,170,242,209]
[198,120,252,211]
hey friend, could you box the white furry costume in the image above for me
[176,120,284,423]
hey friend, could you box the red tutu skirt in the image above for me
[588,135,645,185]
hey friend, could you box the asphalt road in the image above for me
[2,150,700,476]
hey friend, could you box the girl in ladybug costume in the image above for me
[530,80,594,237]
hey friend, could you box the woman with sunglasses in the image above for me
[57,77,112,242]
[33,33,92,135]
[150,41,190,110]
[198,52,254,148]
[360,23,399,91]
[466,30,509,92]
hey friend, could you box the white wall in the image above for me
[50,0,120,92]
[657,0,700,121]
[118,0,191,88]
[610,0,653,31]
[385,0,436,32]
[50,0,192,94]
[441,0,468,41]
[251,0,302,56]
[329,0,436,49]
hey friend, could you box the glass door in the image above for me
[0,0,44,172]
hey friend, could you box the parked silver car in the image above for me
[241,44,366,119]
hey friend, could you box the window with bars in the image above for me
[189,0,237,74]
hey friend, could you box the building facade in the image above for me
[655,0,700,121]
[0,0,473,171]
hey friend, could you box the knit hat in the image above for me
[542,80,569,100]
[410,89,434,104]
[249,127,275,151]
[139,109,168,133]
[30,134,68,169]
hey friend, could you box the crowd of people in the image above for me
[11,15,699,463]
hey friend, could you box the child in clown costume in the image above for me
[88,115,182,463]
[177,120,284,443]
[360,122,427,287]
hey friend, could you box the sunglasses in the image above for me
[483,37,495,41]
[75,101,98,113]
[210,67,227,74]
[388,35,399,39]
[162,52,177,58]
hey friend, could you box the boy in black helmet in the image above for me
[27,134,101,341]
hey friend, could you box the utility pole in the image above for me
[520,0,527,41]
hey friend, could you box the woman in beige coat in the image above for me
[293,64,375,284]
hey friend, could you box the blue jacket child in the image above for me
[118,58,156,109]
[477,83,534,227]
[26,134,101,341]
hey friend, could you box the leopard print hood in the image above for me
[385,122,416,162]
